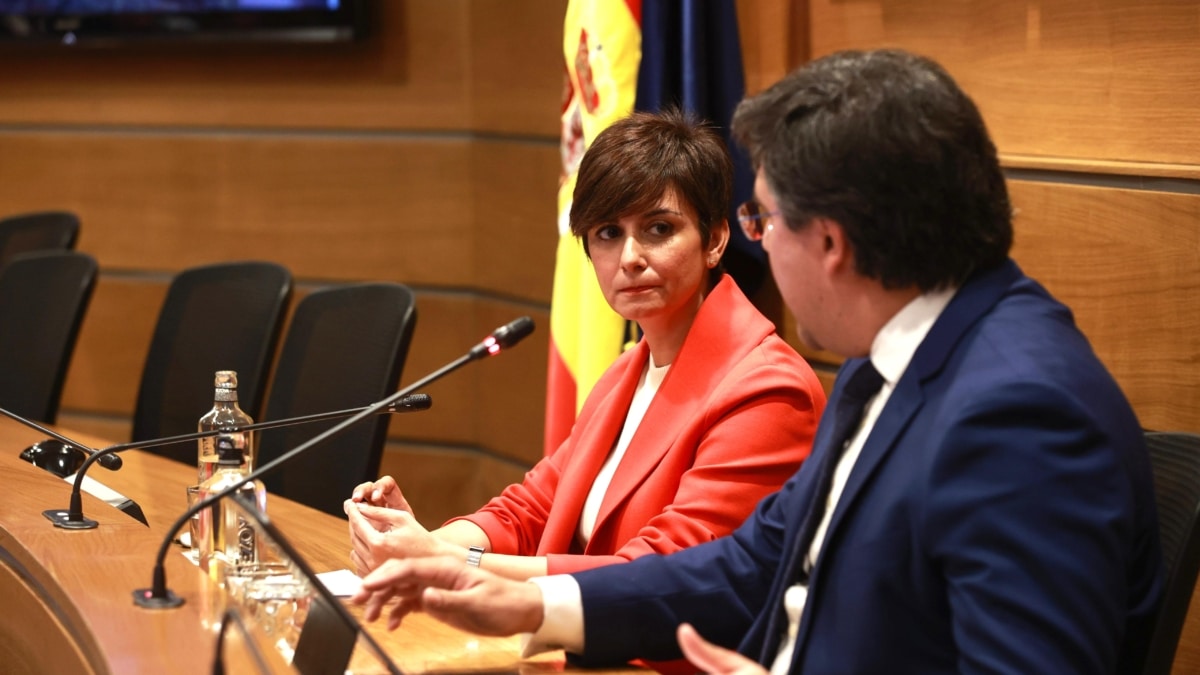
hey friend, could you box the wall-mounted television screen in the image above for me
[0,1,370,46]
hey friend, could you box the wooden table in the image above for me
[0,418,639,674]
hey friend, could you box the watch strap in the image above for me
[466,545,485,568]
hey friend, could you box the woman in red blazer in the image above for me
[346,109,825,580]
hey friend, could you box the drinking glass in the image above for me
[185,485,202,551]
[226,562,311,662]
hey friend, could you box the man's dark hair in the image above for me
[732,49,1012,291]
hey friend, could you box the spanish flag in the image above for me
[545,0,757,456]
[544,0,642,456]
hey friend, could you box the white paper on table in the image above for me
[61,472,133,509]
[317,568,363,597]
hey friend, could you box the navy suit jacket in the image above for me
[569,260,1163,674]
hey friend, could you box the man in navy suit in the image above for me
[352,49,1163,674]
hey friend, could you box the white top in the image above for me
[577,356,670,545]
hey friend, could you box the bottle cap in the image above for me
[214,370,239,390]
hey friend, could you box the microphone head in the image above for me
[472,316,535,359]
[392,393,432,411]
[492,316,535,348]
[99,453,124,471]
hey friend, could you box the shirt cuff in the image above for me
[520,574,585,658]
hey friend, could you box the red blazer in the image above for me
[452,276,826,575]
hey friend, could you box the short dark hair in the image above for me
[731,49,1012,291]
[570,108,733,261]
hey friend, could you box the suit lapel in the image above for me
[589,277,774,541]
[537,343,648,553]
[820,375,923,549]
[741,374,849,663]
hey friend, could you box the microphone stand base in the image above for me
[43,509,98,529]
[132,588,185,609]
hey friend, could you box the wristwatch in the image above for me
[466,545,485,568]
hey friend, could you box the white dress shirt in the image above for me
[768,287,954,674]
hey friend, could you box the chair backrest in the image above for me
[1142,431,1200,675]
[132,261,292,465]
[0,211,80,267]
[257,282,416,516]
[0,251,98,423]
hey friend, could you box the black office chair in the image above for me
[1142,431,1200,675]
[257,282,416,516]
[0,251,98,424]
[0,210,80,267]
[131,261,292,465]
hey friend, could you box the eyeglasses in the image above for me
[736,201,781,241]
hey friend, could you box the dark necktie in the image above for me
[792,360,885,582]
[752,359,886,667]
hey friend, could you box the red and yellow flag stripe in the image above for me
[544,0,642,456]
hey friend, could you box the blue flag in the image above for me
[634,0,765,296]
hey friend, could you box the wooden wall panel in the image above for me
[470,140,561,301]
[379,293,481,446]
[807,0,1200,174]
[1008,180,1200,432]
[0,133,478,285]
[470,302,551,466]
[0,133,560,301]
[61,276,165,415]
[378,293,549,464]
[467,2,569,135]
[736,0,810,96]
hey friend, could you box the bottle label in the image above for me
[237,516,256,565]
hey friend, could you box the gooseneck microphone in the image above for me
[134,317,535,609]
[469,314,534,359]
[42,393,434,530]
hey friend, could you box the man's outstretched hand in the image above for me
[676,623,768,675]
[352,556,545,636]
